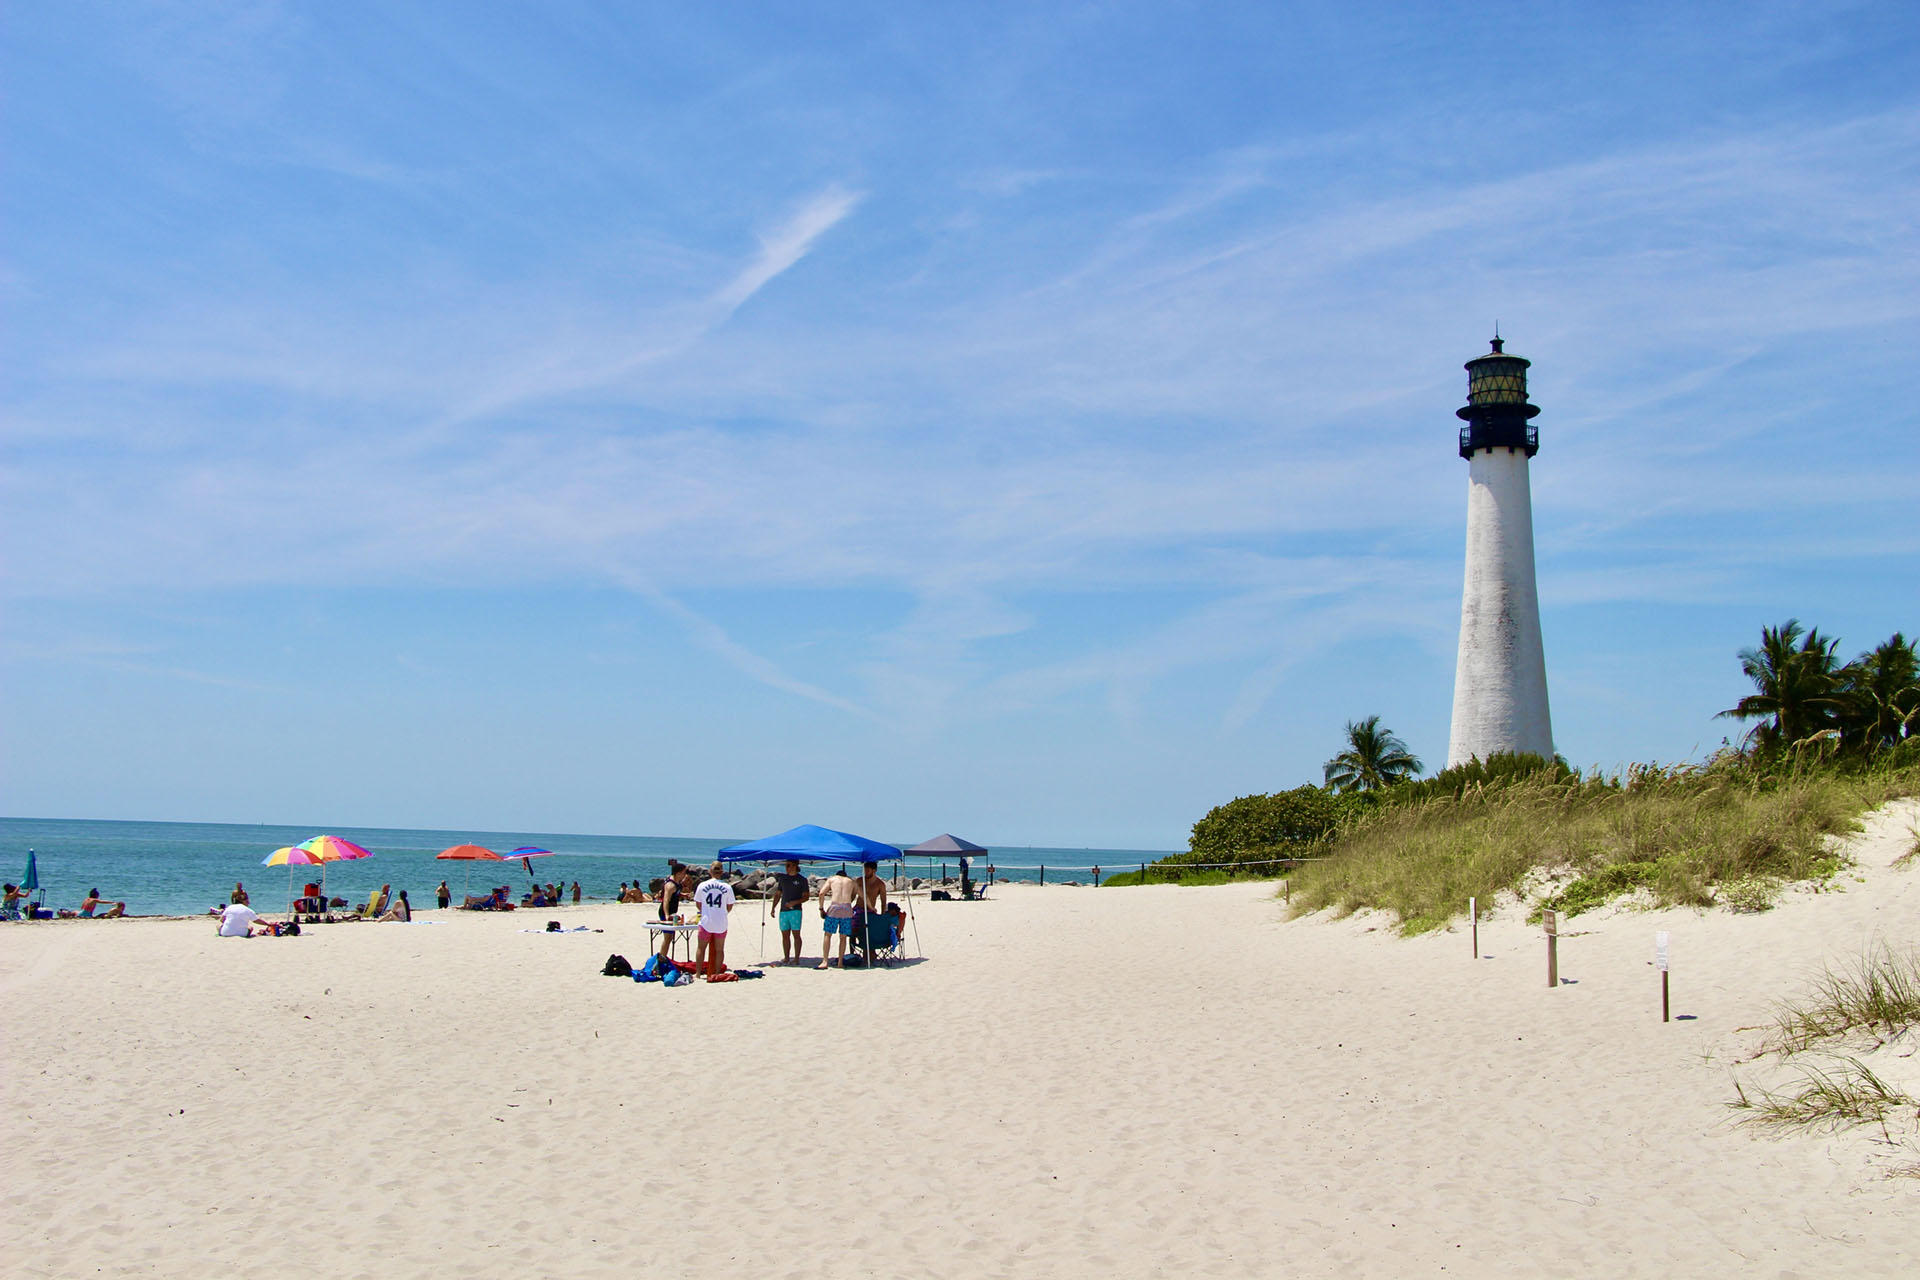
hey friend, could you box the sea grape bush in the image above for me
[1182,785,1339,869]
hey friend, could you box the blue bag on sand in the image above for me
[662,965,692,987]
[634,955,664,983]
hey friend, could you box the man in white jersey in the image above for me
[693,863,736,979]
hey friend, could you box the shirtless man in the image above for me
[857,862,888,915]
[816,866,859,969]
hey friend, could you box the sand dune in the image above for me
[3,803,1916,1278]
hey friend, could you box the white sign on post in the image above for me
[1655,931,1670,972]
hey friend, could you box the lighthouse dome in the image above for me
[1462,338,1540,413]
[1455,337,1540,457]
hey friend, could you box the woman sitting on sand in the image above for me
[377,889,412,922]
[80,889,126,918]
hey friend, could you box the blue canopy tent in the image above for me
[717,824,902,863]
[715,825,915,961]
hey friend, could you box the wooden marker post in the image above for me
[1655,931,1670,1022]
[1544,908,1559,988]
[1470,896,1478,959]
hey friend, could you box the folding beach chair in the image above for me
[851,912,904,966]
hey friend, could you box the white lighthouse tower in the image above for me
[1446,337,1553,768]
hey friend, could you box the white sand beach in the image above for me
[4,803,1917,1279]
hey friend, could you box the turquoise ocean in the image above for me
[0,816,1173,917]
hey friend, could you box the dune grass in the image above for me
[1729,1056,1916,1133]
[1766,944,1920,1053]
[1282,757,1920,934]
[1730,945,1920,1140]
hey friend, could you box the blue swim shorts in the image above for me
[779,908,803,931]
[823,914,852,937]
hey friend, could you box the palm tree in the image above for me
[1717,619,1843,752]
[1835,633,1920,752]
[1323,716,1422,792]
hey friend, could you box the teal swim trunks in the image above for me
[823,914,852,936]
[779,908,803,931]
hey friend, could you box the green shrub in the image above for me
[1718,875,1784,914]
[1541,860,1660,918]
[1182,785,1338,871]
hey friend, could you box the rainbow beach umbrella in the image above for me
[262,844,325,916]
[296,835,375,916]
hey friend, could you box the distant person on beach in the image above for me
[80,889,125,918]
[572,880,581,904]
[437,881,450,910]
[771,859,810,964]
[817,867,858,969]
[378,890,411,922]
[230,882,249,905]
[4,883,29,917]
[217,901,263,936]
[693,864,736,978]
[959,856,971,901]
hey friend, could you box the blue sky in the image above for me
[3,2,1916,848]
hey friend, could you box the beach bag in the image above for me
[662,965,693,987]
[603,953,633,977]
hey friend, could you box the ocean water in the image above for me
[0,817,1171,917]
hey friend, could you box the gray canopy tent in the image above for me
[905,833,989,900]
